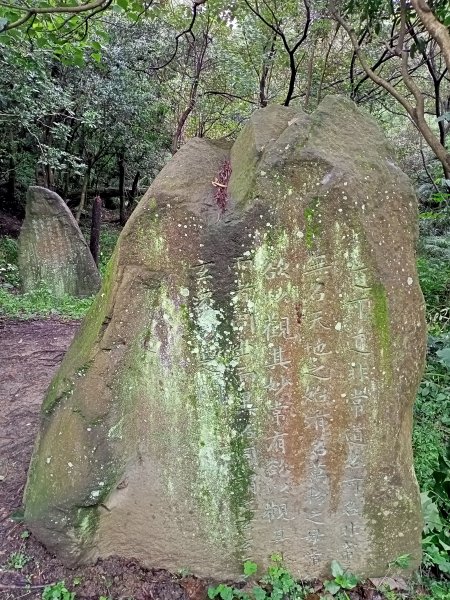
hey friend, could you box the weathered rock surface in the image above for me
[24,97,426,579]
[19,186,100,297]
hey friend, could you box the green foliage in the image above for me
[417,256,450,332]
[415,238,450,579]
[343,0,388,25]
[6,551,30,570]
[0,1,151,63]
[323,560,359,596]
[243,561,258,577]
[208,555,310,600]
[0,285,93,319]
[414,353,450,490]
[419,580,450,600]
[388,554,412,570]
[208,583,239,600]
[421,478,450,575]
[256,553,307,599]
[99,226,120,276]
[0,236,20,288]
[42,581,75,600]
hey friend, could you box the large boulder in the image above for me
[24,97,426,579]
[19,186,100,298]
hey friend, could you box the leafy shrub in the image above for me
[417,256,450,332]
[6,550,30,570]
[421,489,450,575]
[0,236,21,288]
[414,355,450,490]
[415,242,450,579]
[419,580,450,599]
[323,560,359,596]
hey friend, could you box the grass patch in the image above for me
[0,224,120,319]
[0,285,93,319]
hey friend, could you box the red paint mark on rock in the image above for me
[212,160,231,214]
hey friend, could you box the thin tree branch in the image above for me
[150,1,205,71]
[420,142,440,193]
[411,0,450,73]
[331,9,414,112]
[331,4,450,177]
[1,0,110,31]
[202,90,257,104]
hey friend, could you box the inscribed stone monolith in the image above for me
[24,98,426,579]
[19,186,100,297]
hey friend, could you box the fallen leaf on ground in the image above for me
[369,576,408,591]
[180,576,208,600]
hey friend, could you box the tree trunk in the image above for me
[172,32,210,154]
[7,130,16,207]
[259,34,276,107]
[90,195,102,267]
[45,163,54,190]
[411,0,450,74]
[118,149,126,226]
[127,170,141,216]
[76,161,91,223]
[130,170,140,200]
[62,169,71,199]
[304,41,316,111]
[63,186,146,204]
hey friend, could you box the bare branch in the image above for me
[202,90,257,104]
[331,4,450,178]
[410,0,450,73]
[244,0,311,106]
[332,8,414,115]
[150,1,205,71]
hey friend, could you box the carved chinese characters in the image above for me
[19,186,100,298]
[233,245,301,557]
[25,98,425,580]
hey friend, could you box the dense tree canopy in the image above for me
[0,0,449,216]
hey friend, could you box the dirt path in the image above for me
[0,319,201,600]
[0,318,79,532]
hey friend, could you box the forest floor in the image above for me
[0,318,202,600]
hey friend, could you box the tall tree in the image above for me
[330,0,450,179]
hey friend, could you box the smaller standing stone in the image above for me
[19,186,101,298]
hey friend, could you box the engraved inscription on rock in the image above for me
[24,98,426,580]
[19,186,100,298]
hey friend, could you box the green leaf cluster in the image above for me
[208,556,310,600]
[414,247,450,578]
[421,476,450,575]
[323,560,359,597]
[42,581,75,600]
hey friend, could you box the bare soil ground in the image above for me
[0,318,205,600]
